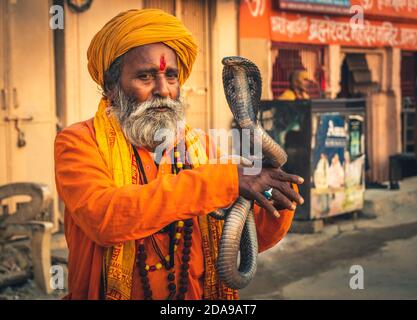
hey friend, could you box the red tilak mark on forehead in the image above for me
[159,55,166,71]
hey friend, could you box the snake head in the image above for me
[222,56,261,78]
[222,56,253,68]
[222,56,262,124]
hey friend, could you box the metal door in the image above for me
[0,0,57,229]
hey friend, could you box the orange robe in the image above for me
[54,118,295,300]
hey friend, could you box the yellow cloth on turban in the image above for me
[87,8,198,87]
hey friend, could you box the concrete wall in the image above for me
[327,44,341,99]
[336,47,402,182]
[240,38,273,100]
[389,48,403,154]
[63,0,144,126]
[210,0,239,131]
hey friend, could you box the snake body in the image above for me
[213,56,288,289]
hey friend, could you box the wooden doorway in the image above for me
[178,0,211,131]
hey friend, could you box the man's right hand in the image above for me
[237,165,304,218]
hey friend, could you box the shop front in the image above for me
[260,99,366,220]
[240,0,417,184]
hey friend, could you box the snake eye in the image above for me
[222,57,234,65]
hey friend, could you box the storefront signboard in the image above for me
[241,0,417,51]
[280,0,351,15]
[311,113,365,218]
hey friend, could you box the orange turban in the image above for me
[87,9,198,87]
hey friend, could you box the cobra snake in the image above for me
[209,56,288,289]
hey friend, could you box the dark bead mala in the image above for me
[176,219,193,300]
[134,145,194,300]
[136,219,194,300]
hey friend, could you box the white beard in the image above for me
[111,86,185,152]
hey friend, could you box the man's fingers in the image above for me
[268,181,304,205]
[270,188,295,211]
[268,168,304,184]
[253,192,281,218]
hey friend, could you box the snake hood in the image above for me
[222,56,262,126]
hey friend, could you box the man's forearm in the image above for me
[55,125,239,246]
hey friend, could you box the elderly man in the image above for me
[54,9,304,300]
[278,70,311,100]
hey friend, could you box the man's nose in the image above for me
[153,74,170,98]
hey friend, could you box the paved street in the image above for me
[240,178,417,300]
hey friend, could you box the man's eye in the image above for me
[166,72,178,80]
[138,73,154,81]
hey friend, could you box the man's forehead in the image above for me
[123,43,177,66]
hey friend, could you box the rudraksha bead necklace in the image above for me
[132,145,193,300]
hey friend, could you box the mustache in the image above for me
[129,97,182,117]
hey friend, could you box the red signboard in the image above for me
[240,0,417,51]
[352,0,417,21]
[279,0,351,15]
